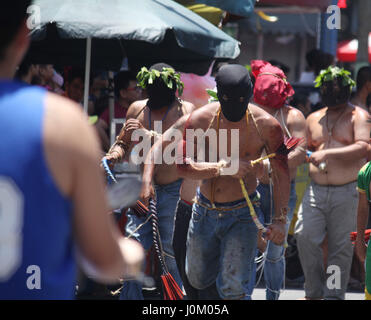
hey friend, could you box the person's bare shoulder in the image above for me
[354,105,370,120]
[249,103,279,127]
[306,107,325,125]
[286,105,307,128]
[189,102,219,130]
[287,106,306,120]
[43,92,101,197]
[126,99,148,120]
[44,92,98,145]
[181,100,196,114]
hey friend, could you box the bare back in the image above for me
[259,105,307,183]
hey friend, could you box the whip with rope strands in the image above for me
[149,198,184,300]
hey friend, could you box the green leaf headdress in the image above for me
[314,66,356,91]
[136,66,184,97]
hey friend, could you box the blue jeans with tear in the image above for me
[120,179,183,300]
[186,191,260,300]
[246,180,297,300]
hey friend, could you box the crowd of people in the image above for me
[103,59,371,300]
[2,1,371,301]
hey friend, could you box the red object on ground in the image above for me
[337,33,371,63]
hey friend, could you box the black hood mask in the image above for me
[146,63,177,110]
[216,64,253,122]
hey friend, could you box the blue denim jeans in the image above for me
[120,179,183,300]
[246,180,297,300]
[185,191,260,300]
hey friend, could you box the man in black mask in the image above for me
[140,64,290,299]
[105,63,194,300]
[216,64,253,122]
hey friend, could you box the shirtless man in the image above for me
[105,63,194,299]
[246,60,307,300]
[142,64,290,300]
[351,66,371,112]
[294,66,371,300]
[0,1,143,299]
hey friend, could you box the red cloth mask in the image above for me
[251,60,295,109]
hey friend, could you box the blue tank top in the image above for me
[0,81,75,299]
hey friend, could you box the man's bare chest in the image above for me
[205,122,263,160]
[139,107,184,133]
[310,118,354,147]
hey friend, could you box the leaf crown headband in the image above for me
[136,66,184,96]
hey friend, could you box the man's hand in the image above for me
[308,150,328,167]
[104,151,122,168]
[265,222,286,245]
[140,180,155,208]
[230,159,254,179]
[257,230,267,253]
[355,236,367,264]
[123,119,144,144]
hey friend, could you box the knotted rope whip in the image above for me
[102,157,118,184]
[149,198,183,300]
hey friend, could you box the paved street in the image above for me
[251,288,364,300]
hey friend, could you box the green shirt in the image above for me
[357,161,371,201]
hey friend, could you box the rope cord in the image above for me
[149,198,169,275]
[102,157,118,184]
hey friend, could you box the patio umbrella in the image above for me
[29,0,240,67]
[27,0,240,112]
[337,33,371,63]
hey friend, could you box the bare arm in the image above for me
[140,118,187,205]
[355,191,369,263]
[44,94,144,282]
[263,119,290,221]
[105,101,148,164]
[325,141,369,160]
[287,108,307,169]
